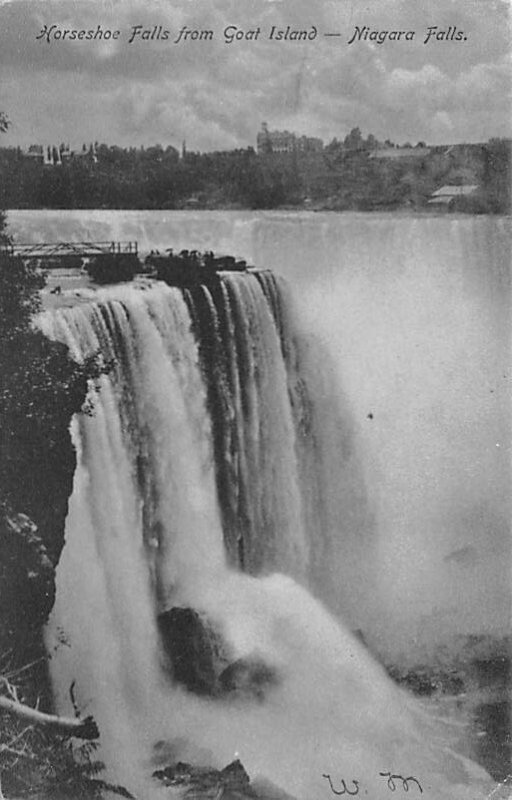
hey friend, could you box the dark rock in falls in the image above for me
[157,607,279,701]
[219,657,279,701]
[158,607,230,695]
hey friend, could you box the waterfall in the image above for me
[16,209,509,659]
[40,273,494,800]
[181,273,308,576]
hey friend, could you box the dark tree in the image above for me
[344,127,364,151]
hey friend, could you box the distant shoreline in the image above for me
[5,205,511,217]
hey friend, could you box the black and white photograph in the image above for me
[0,0,510,797]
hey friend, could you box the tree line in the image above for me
[0,131,510,212]
[0,143,301,210]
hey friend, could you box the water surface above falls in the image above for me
[9,209,511,796]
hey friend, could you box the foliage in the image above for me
[482,138,512,213]
[0,180,110,551]
[1,132,508,212]
[0,254,46,341]
[0,656,133,799]
[0,254,109,551]
[1,719,104,799]
[0,122,109,601]
[0,211,9,246]
[0,143,303,210]
[344,126,364,151]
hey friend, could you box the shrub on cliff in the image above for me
[0,205,109,657]
[0,125,100,542]
[0,659,132,799]
[0,252,106,562]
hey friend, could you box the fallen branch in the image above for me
[0,695,98,740]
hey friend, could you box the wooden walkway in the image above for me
[3,241,138,263]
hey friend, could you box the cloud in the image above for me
[0,0,510,149]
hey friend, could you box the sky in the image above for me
[0,0,510,152]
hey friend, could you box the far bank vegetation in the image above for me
[0,131,510,213]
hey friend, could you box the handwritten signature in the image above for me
[322,771,423,795]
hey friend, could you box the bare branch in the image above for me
[0,695,99,740]
[0,677,19,703]
[5,657,45,681]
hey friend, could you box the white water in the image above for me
[14,209,509,797]
[16,209,511,657]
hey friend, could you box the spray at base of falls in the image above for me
[41,277,494,799]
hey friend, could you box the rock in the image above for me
[153,758,298,799]
[157,607,230,695]
[153,758,251,795]
[158,607,279,702]
[219,657,279,701]
[220,758,251,789]
[153,760,205,786]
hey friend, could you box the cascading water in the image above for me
[181,273,308,576]
[39,273,494,800]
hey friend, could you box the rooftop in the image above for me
[369,147,431,159]
[431,185,479,197]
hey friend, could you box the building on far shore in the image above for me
[23,143,98,166]
[427,184,479,209]
[369,146,431,160]
[257,122,323,155]
[25,144,45,163]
